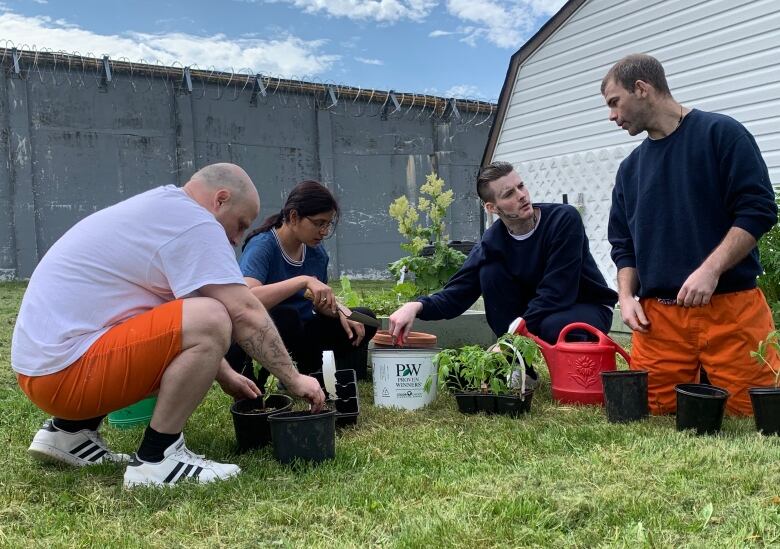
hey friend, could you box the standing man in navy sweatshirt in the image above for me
[602,53,778,416]
[388,161,617,349]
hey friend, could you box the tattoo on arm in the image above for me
[236,315,297,382]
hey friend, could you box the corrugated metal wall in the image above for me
[0,54,493,280]
[492,0,780,287]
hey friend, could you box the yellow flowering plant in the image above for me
[388,172,466,294]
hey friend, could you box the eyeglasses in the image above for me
[305,216,336,237]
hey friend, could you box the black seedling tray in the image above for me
[311,369,360,427]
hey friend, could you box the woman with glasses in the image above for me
[226,180,377,384]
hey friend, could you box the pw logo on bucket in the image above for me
[372,348,438,410]
[397,363,422,377]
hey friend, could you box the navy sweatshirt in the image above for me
[418,203,617,337]
[609,109,777,298]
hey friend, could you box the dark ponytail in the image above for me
[243,180,339,249]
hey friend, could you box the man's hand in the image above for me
[619,295,650,333]
[216,360,262,400]
[338,313,365,346]
[388,301,423,345]
[676,266,719,307]
[286,374,326,412]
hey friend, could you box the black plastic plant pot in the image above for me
[749,387,780,436]
[601,370,649,423]
[268,409,337,464]
[495,392,534,417]
[230,394,294,453]
[475,393,497,415]
[454,393,478,414]
[675,383,729,435]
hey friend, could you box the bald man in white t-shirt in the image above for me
[12,163,324,488]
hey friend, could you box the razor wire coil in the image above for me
[0,44,496,125]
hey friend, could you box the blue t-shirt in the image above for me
[239,229,329,321]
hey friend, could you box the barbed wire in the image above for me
[0,44,497,126]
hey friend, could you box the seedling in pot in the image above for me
[243,374,281,415]
[750,330,780,388]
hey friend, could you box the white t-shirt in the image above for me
[12,185,246,376]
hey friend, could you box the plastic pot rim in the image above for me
[268,409,337,423]
[601,370,648,379]
[748,386,780,395]
[675,383,729,399]
[230,394,293,417]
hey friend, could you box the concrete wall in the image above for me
[0,55,492,280]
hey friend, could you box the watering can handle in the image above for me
[557,322,631,365]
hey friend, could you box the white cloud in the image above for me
[0,10,339,77]
[355,56,383,65]
[270,0,438,22]
[444,0,566,49]
[428,29,455,37]
[445,84,485,99]
[528,0,566,16]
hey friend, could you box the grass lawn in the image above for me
[1,282,779,547]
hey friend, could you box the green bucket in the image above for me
[107,396,157,429]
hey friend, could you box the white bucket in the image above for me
[371,347,439,410]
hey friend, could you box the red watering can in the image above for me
[508,317,631,405]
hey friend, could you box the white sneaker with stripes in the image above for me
[28,419,130,466]
[123,434,240,488]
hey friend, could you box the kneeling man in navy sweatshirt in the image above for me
[389,161,617,348]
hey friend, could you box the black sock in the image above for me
[52,416,105,433]
[136,426,181,463]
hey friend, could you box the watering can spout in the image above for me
[508,317,552,352]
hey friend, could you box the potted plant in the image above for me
[428,333,540,416]
[749,330,780,435]
[387,172,467,294]
[230,374,293,453]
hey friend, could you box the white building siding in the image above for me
[492,0,780,287]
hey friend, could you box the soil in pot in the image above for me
[268,409,337,464]
[495,392,534,417]
[601,370,648,423]
[749,387,780,436]
[231,394,294,453]
[675,383,729,435]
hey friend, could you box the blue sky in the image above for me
[0,0,564,100]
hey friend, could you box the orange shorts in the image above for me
[17,300,183,420]
[631,288,778,416]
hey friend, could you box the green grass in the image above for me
[1,282,780,547]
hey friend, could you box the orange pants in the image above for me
[17,300,183,420]
[631,288,778,416]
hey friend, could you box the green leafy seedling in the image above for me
[750,330,780,388]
